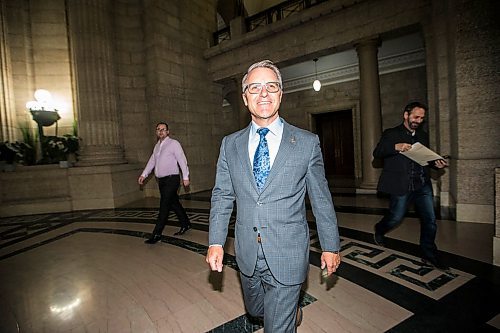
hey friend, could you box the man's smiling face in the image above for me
[242,67,283,126]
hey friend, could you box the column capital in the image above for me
[355,36,381,51]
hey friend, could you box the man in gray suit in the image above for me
[206,60,341,332]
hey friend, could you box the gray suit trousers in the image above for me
[240,245,302,333]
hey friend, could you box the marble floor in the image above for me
[0,190,499,332]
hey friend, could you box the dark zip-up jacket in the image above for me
[373,123,431,196]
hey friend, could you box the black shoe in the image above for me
[144,234,161,244]
[373,230,385,247]
[174,224,192,236]
[422,256,449,271]
[295,307,303,327]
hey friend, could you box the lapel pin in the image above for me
[290,136,296,144]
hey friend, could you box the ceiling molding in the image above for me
[283,48,425,94]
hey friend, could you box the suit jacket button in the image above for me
[253,227,258,232]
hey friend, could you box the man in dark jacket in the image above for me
[373,101,448,270]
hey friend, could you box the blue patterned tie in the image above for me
[253,128,270,192]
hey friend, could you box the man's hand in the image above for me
[138,176,145,185]
[434,159,448,169]
[206,245,224,272]
[183,179,190,187]
[395,143,412,152]
[321,251,341,276]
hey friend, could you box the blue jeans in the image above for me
[375,183,438,259]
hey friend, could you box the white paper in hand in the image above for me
[400,142,445,166]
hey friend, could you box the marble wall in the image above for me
[134,0,221,194]
[205,0,500,224]
[450,0,500,223]
[0,0,223,215]
[495,168,500,266]
[0,0,498,225]
[0,163,143,217]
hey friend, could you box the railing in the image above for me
[213,26,230,46]
[212,0,328,46]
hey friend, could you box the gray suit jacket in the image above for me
[209,119,340,285]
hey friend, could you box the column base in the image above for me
[356,187,377,195]
[359,180,378,190]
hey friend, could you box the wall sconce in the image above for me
[26,89,61,160]
[313,58,321,92]
[26,89,60,129]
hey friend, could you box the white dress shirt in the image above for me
[248,117,284,167]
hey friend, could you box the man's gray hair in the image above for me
[242,60,283,92]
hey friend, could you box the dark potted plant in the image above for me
[42,134,80,167]
[0,142,21,171]
[19,125,37,165]
[63,133,80,162]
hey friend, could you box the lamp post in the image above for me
[26,89,60,160]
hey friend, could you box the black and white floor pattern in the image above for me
[1,204,499,332]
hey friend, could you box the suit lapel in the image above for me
[234,125,258,191]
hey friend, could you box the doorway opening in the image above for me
[313,110,355,191]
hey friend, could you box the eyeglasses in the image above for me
[244,82,281,94]
[156,128,167,132]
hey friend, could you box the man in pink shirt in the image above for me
[139,122,191,244]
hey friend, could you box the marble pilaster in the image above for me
[67,0,125,165]
[0,0,15,142]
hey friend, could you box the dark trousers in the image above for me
[240,245,302,333]
[375,183,438,259]
[152,175,190,235]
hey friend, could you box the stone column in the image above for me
[356,38,382,189]
[0,1,15,142]
[67,0,125,165]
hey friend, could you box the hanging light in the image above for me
[313,58,321,92]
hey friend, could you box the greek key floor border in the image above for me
[0,208,471,300]
[1,208,499,331]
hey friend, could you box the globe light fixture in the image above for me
[26,89,58,112]
[313,58,321,92]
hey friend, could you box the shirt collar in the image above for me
[401,123,416,136]
[158,136,171,144]
[251,117,283,137]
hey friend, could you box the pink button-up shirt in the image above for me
[141,137,189,180]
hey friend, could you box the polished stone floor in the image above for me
[0,190,499,332]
